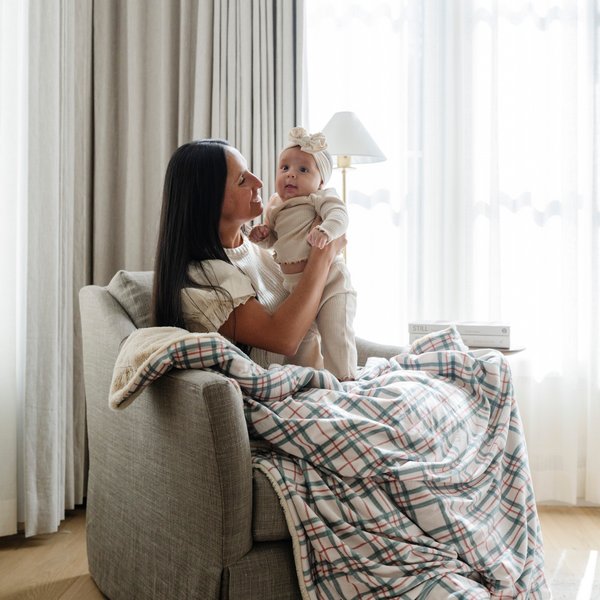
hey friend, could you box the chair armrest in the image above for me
[355,336,410,366]
[86,368,253,599]
[81,285,253,600]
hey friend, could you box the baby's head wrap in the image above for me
[280,127,332,186]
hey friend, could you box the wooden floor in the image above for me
[0,508,104,600]
[0,506,599,599]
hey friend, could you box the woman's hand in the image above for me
[310,232,347,261]
[329,233,347,255]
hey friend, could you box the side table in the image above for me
[467,346,525,356]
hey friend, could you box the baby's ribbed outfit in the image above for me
[262,188,358,379]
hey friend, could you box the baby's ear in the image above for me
[318,180,324,190]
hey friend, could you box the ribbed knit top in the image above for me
[182,235,287,368]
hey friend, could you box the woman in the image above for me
[152,139,346,368]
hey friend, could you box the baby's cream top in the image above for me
[265,187,348,265]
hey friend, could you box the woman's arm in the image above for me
[218,235,346,356]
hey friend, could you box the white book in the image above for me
[409,332,511,349]
[408,321,510,336]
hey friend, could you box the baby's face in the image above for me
[276,146,323,201]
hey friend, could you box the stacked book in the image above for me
[408,321,511,349]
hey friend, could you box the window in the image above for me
[306,0,600,504]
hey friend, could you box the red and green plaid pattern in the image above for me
[115,326,550,599]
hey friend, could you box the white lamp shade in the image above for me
[321,112,386,164]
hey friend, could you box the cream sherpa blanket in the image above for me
[109,327,242,411]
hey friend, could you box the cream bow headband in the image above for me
[281,127,332,186]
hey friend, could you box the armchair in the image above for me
[79,270,405,599]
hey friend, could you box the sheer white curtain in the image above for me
[24,0,92,537]
[0,0,92,538]
[0,0,28,537]
[306,0,599,504]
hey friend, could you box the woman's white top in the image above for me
[181,235,288,368]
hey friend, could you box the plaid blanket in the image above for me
[111,326,550,600]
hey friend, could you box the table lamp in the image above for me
[321,111,387,205]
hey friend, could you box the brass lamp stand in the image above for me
[336,155,354,261]
[336,155,354,205]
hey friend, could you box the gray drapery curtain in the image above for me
[13,0,304,537]
[93,0,304,285]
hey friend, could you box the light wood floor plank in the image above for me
[58,575,105,600]
[538,507,600,551]
[0,509,96,600]
[538,506,600,582]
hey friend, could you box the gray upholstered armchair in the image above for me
[79,270,406,600]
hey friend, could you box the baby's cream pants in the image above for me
[283,256,358,380]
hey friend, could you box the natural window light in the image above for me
[306,1,407,345]
[306,0,599,505]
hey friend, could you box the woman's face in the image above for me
[221,147,263,227]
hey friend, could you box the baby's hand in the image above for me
[249,224,270,243]
[306,228,330,249]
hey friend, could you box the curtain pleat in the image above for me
[73,0,94,507]
[26,0,63,536]
[191,1,214,137]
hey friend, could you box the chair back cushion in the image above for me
[106,270,154,328]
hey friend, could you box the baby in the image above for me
[250,127,358,380]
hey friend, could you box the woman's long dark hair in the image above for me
[152,139,233,329]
